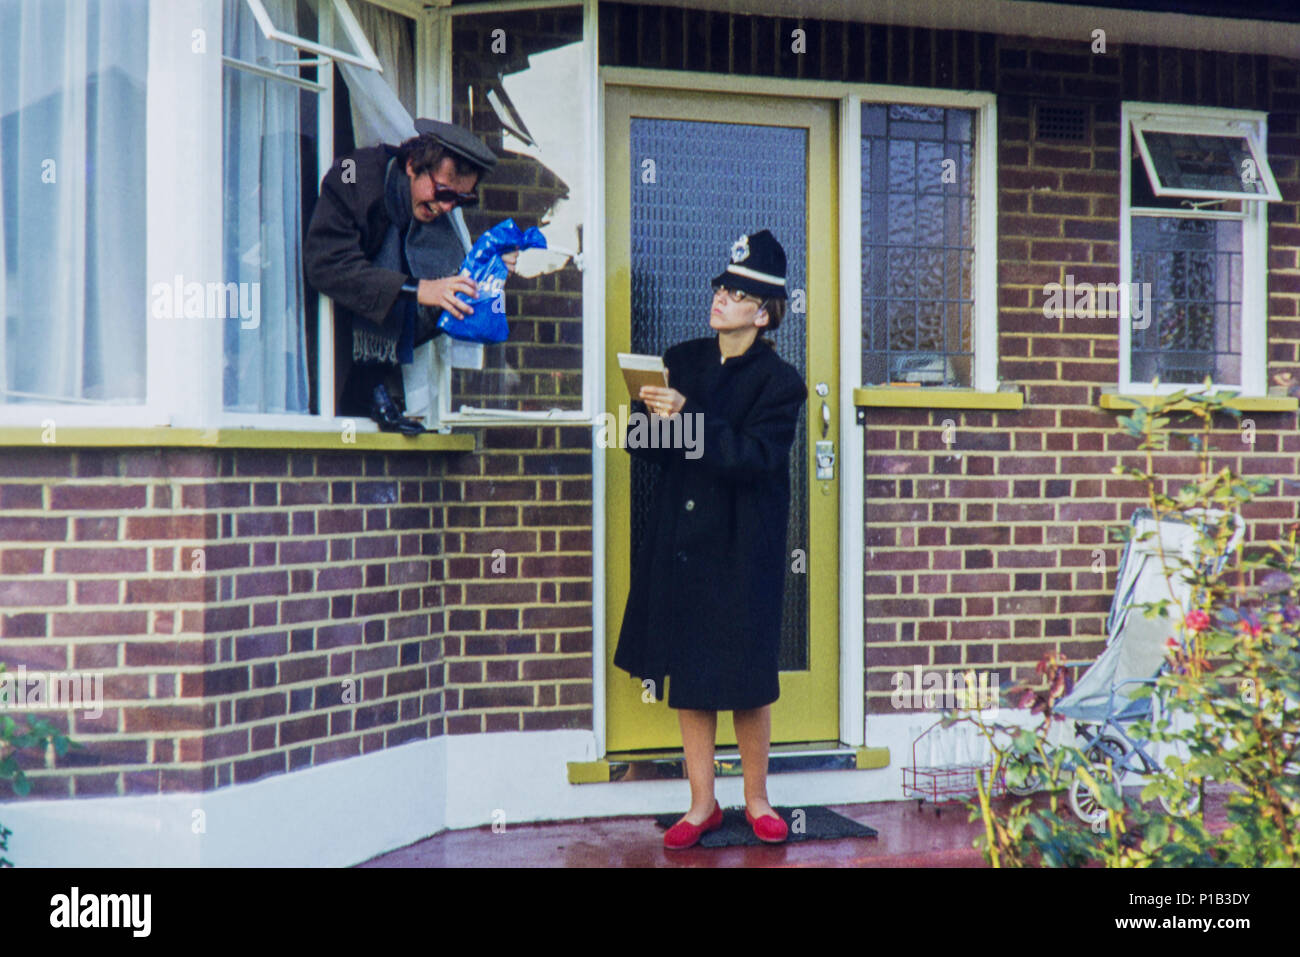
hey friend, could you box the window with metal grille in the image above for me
[861,103,977,388]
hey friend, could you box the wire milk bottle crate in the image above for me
[901,718,1006,816]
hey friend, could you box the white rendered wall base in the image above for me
[2,736,447,867]
[2,718,1041,866]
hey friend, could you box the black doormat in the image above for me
[653,806,878,847]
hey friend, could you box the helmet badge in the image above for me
[730,234,750,263]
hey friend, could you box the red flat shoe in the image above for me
[745,807,789,843]
[663,800,724,850]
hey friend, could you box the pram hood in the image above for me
[1055,508,1244,722]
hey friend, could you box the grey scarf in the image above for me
[351,157,468,365]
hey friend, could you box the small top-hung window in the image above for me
[240,0,383,72]
[1130,113,1281,204]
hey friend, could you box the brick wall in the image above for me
[437,427,593,734]
[0,447,447,799]
[600,4,1300,714]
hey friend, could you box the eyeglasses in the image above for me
[431,184,479,208]
[711,283,762,305]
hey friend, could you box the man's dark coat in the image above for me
[613,335,808,710]
[304,145,409,335]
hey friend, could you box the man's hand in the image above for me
[417,276,477,318]
[502,251,519,275]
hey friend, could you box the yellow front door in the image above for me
[604,85,840,751]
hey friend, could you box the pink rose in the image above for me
[1184,610,1211,634]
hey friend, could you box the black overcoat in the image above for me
[302,145,464,341]
[303,145,408,333]
[613,334,807,710]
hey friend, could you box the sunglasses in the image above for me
[711,283,762,305]
[431,184,479,208]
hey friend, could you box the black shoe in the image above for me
[369,384,426,435]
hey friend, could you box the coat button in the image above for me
[676,551,687,563]
[684,499,695,511]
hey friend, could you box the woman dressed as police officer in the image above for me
[614,230,808,848]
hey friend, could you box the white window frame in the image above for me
[0,0,174,428]
[1131,113,1281,204]
[1119,101,1271,397]
[241,0,383,72]
[843,90,999,393]
[214,0,397,433]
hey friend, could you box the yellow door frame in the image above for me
[603,84,840,752]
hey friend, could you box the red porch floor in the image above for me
[358,786,1234,867]
[357,798,987,868]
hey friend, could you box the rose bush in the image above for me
[956,382,1299,868]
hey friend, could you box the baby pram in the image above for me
[1053,507,1245,823]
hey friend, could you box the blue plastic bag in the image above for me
[436,218,547,343]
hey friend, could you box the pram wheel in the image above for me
[1069,739,1126,825]
[1004,752,1044,796]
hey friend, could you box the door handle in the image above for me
[821,401,830,439]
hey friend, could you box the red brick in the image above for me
[1,549,44,574]
[124,578,208,603]
[0,517,67,541]
[49,485,147,510]
[52,547,148,574]
[51,610,148,636]
[0,579,67,606]
[0,484,43,509]
[949,573,1010,593]
[122,704,214,733]
[124,515,215,540]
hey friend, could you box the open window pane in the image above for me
[242,0,382,72]
[449,5,585,414]
[1132,121,1280,203]
[861,103,975,387]
[0,0,148,405]
[1130,216,1242,386]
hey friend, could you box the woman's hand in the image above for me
[502,251,519,275]
[639,385,685,417]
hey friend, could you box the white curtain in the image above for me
[0,0,147,404]
[342,0,416,148]
[222,0,310,413]
[338,4,473,251]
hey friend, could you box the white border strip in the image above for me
[839,94,865,747]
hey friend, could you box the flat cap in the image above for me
[413,118,498,171]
